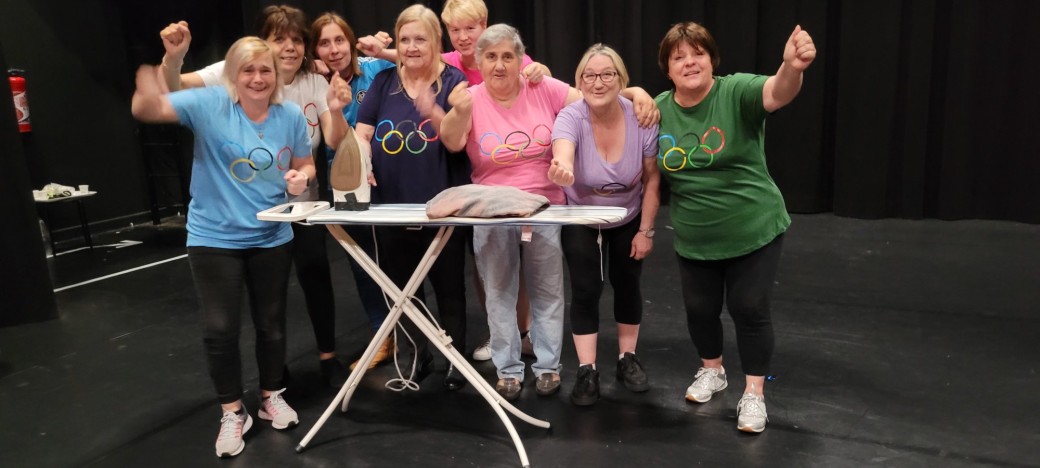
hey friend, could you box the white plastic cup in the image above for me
[78,184,89,193]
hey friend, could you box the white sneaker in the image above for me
[258,388,299,429]
[215,409,252,458]
[685,367,727,403]
[737,392,768,433]
[472,337,492,361]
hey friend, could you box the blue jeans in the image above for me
[473,225,564,380]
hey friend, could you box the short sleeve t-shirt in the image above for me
[343,57,396,127]
[357,66,471,203]
[195,61,326,201]
[465,76,570,204]
[655,73,790,260]
[441,50,534,85]
[552,97,659,228]
[168,86,311,249]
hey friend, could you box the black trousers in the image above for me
[676,234,784,377]
[290,222,336,354]
[561,215,644,335]
[375,226,468,359]
[188,242,293,404]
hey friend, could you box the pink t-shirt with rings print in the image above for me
[465,75,570,204]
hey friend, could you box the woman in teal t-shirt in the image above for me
[655,21,816,433]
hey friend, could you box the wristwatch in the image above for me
[639,228,655,238]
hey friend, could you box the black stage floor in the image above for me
[2,210,1038,467]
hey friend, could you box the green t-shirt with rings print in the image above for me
[655,73,790,261]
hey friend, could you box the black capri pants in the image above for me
[562,214,645,336]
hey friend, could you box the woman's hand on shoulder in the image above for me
[626,87,661,128]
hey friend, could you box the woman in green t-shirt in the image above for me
[654,21,816,433]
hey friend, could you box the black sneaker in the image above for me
[571,365,600,406]
[320,357,348,388]
[616,352,649,392]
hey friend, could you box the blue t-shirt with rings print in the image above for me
[169,86,311,249]
[326,57,396,193]
[357,65,471,203]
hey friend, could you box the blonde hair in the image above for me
[574,43,630,90]
[441,0,488,26]
[394,4,445,94]
[223,36,283,104]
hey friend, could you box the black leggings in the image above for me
[562,215,644,335]
[290,222,336,354]
[375,226,468,357]
[188,242,293,404]
[676,234,784,377]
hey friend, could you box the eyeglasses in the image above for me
[580,70,618,84]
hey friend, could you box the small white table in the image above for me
[34,191,98,254]
[259,203,627,467]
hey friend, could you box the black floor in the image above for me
[2,210,1038,467]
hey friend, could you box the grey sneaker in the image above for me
[258,388,299,429]
[215,409,252,458]
[685,367,727,403]
[472,337,492,361]
[737,392,768,433]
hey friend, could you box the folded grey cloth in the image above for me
[426,184,549,218]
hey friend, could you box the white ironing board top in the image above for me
[309,204,626,226]
[258,202,626,226]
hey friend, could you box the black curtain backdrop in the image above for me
[1,0,1036,232]
[245,0,1040,223]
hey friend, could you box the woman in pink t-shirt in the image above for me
[439,24,582,401]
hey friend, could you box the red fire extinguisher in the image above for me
[9,69,31,133]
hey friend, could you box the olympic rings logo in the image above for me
[657,126,726,171]
[594,182,629,196]
[303,102,320,140]
[374,119,439,155]
[478,124,552,165]
[592,173,641,196]
[222,142,294,183]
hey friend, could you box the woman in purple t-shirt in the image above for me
[548,44,661,406]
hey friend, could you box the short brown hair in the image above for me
[255,5,312,76]
[657,22,720,76]
[310,13,361,78]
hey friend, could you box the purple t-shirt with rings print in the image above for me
[551,96,659,228]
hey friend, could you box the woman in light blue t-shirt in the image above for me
[132,36,317,458]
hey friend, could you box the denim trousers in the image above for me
[473,225,564,380]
